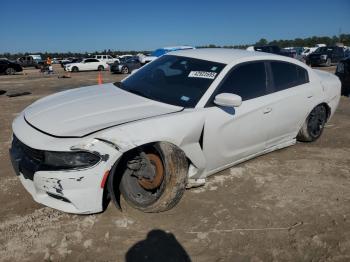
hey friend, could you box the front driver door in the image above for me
[202,61,272,172]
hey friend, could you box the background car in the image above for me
[336,56,350,96]
[110,56,142,74]
[252,45,302,60]
[92,55,118,64]
[17,55,43,68]
[0,59,23,75]
[60,58,82,68]
[64,58,108,72]
[307,46,345,66]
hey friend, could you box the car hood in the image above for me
[24,83,183,137]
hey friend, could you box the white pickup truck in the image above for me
[92,55,118,64]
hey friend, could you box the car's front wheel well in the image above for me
[105,142,189,212]
[319,102,331,121]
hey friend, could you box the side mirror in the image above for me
[214,93,242,107]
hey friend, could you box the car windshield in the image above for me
[115,55,225,108]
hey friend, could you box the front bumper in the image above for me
[9,122,122,214]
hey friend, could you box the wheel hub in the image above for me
[137,153,164,190]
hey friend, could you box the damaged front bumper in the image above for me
[9,130,122,214]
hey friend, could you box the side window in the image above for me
[216,62,267,101]
[270,61,309,91]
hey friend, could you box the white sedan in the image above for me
[10,49,340,214]
[64,58,108,72]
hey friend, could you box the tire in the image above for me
[121,66,129,74]
[325,58,331,67]
[98,65,104,71]
[119,142,188,213]
[72,66,79,72]
[5,67,15,75]
[297,105,328,142]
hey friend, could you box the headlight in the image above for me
[320,54,327,60]
[337,62,344,73]
[44,151,100,169]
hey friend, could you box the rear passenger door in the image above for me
[264,61,315,148]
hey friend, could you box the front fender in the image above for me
[94,109,208,176]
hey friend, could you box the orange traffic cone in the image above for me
[98,71,103,85]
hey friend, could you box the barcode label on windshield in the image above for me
[188,71,217,79]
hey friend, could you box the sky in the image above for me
[0,0,349,53]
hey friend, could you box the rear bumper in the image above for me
[309,58,327,66]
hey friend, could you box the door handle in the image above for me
[263,107,272,114]
[307,95,313,98]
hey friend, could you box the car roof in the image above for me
[170,48,280,64]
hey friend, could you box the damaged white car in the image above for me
[10,49,341,214]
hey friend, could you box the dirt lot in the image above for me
[0,65,349,262]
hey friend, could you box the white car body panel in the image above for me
[24,84,182,137]
[10,49,341,214]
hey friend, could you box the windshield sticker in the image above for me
[181,96,190,102]
[211,66,218,71]
[188,71,217,79]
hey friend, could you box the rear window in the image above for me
[270,61,309,91]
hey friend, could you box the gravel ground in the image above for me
[0,65,349,262]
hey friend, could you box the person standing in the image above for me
[46,56,53,74]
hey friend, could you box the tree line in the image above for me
[198,34,350,49]
[1,34,349,60]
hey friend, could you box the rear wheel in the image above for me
[297,105,328,142]
[98,65,104,71]
[5,67,15,75]
[119,142,188,212]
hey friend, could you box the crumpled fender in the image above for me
[94,109,208,177]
